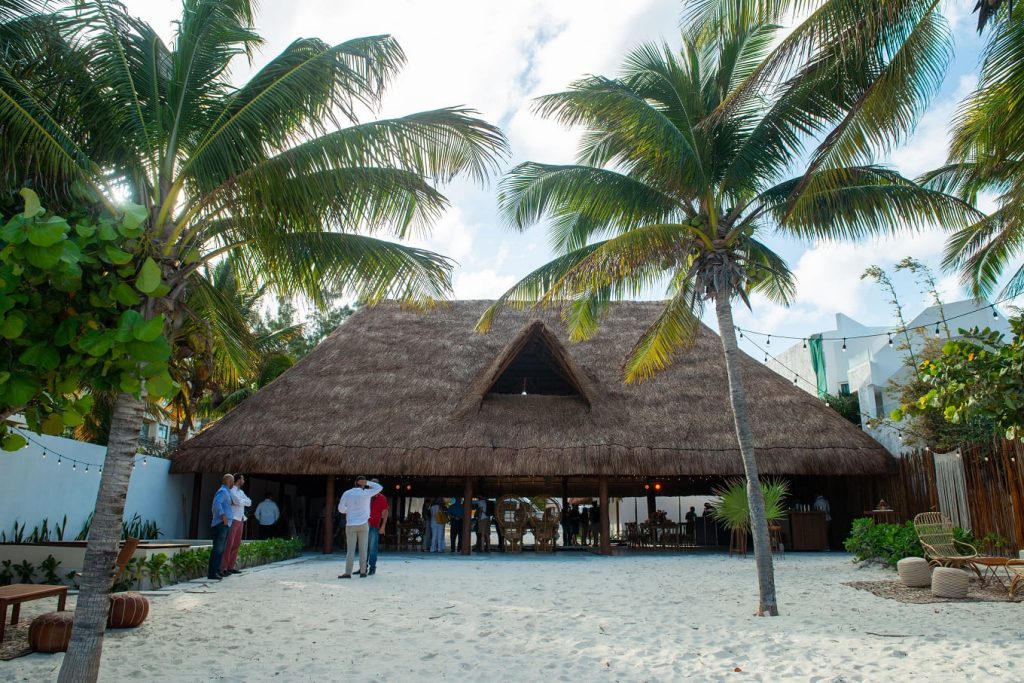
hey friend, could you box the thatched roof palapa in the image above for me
[171,301,893,477]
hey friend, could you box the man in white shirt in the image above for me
[221,473,252,575]
[254,494,281,539]
[337,476,383,578]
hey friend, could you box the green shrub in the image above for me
[845,518,931,567]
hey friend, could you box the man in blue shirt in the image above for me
[208,474,234,580]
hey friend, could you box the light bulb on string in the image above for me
[792,375,798,385]
[41,449,46,459]
[72,462,76,470]
[85,465,89,473]
[766,335,771,346]
[934,324,940,337]
[57,456,61,466]
[887,333,893,346]
[763,353,768,363]
[143,456,148,466]
[842,338,847,352]
[993,305,999,319]
[802,338,807,349]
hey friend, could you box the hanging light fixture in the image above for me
[934,324,940,337]
[842,338,847,351]
[143,456,148,466]
[993,305,999,319]
[793,375,798,384]
[887,333,893,346]
[521,378,527,396]
[802,338,807,349]
[766,335,771,346]
[57,456,62,466]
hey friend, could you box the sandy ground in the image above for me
[4,551,1023,682]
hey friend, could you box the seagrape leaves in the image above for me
[0,193,176,450]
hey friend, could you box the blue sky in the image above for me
[124,1,1018,358]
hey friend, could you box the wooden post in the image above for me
[461,477,473,555]
[188,473,202,539]
[646,490,657,521]
[323,476,335,554]
[599,477,611,555]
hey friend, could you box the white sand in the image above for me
[6,552,1023,682]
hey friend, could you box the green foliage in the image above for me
[823,391,861,426]
[0,192,175,450]
[39,554,62,585]
[892,317,1024,440]
[144,553,170,589]
[0,560,12,586]
[710,478,789,532]
[844,518,924,567]
[13,559,35,583]
[74,512,162,542]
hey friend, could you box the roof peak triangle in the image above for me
[462,320,596,413]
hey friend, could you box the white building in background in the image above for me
[768,299,1012,455]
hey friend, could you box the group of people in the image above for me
[207,473,283,581]
[560,503,601,547]
[425,496,495,553]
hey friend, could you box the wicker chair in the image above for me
[1008,563,1024,598]
[912,512,982,580]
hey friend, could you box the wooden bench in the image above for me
[0,584,67,643]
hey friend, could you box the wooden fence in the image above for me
[878,439,1024,554]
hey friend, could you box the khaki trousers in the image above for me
[345,523,370,575]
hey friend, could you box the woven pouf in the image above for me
[107,592,149,628]
[29,611,74,653]
[897,557,932,587]
[931,567,970,598]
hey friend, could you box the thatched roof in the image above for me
[171,301,893,477]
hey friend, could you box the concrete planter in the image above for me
[0,541,196,588]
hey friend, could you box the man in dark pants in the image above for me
[208,473,234,580]
[448,497,464,552]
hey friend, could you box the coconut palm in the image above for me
[0,1,506,679]
[923,11,1024,299]
[479,10,977,616]
[686,0,1019,296]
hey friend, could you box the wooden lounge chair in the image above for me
[912,513,982,580]
[73,537,140,585]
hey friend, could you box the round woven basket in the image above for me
[931,567,969,598]
[897,557,931,587]
[29,611,74,653]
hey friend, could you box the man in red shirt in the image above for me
[367,479,389,576]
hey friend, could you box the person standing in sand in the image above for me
[208,474,234,580]
[367,479,389,575]
[429,497,447,553]
[221,473,251,575]
[338,476,383,578]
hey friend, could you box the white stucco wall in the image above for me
[0,433,193,540]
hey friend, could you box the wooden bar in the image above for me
[323,475,334,554]
[599,476,611,555]
[461,477,473,555]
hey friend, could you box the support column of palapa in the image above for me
[323,475,334,554]
[461,477,473,555]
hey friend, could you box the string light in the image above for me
[766,335,771,346]
[934,324,940,337]
[802,338,807,348]
[732,296,1015,346]
[4,428,150,474]
[888,333,893,346]
[842,338,847,352]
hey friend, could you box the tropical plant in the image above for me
[13,559,35,583]
[926,9,1024,299]
[892,316,1024,439]
[844,518,923,567]
[822,392,861,426]
[480,7,976,616]
[144,553,170,589]
[710,479,789,532]
[0,559,13,585]
[40,554,62,585]
[0,1,505,677]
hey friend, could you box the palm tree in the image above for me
[479,10,977,616]
[0,1,506,679]
[685,0,1019,297]
[924,11,1024,299]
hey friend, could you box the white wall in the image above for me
[0,433,194,540]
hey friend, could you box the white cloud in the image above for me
[453,269,518,299]
[888,74,978,178]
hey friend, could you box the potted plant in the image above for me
[710,478,789,555]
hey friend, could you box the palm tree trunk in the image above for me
[713,293,779,616]
[58,391,145,683]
